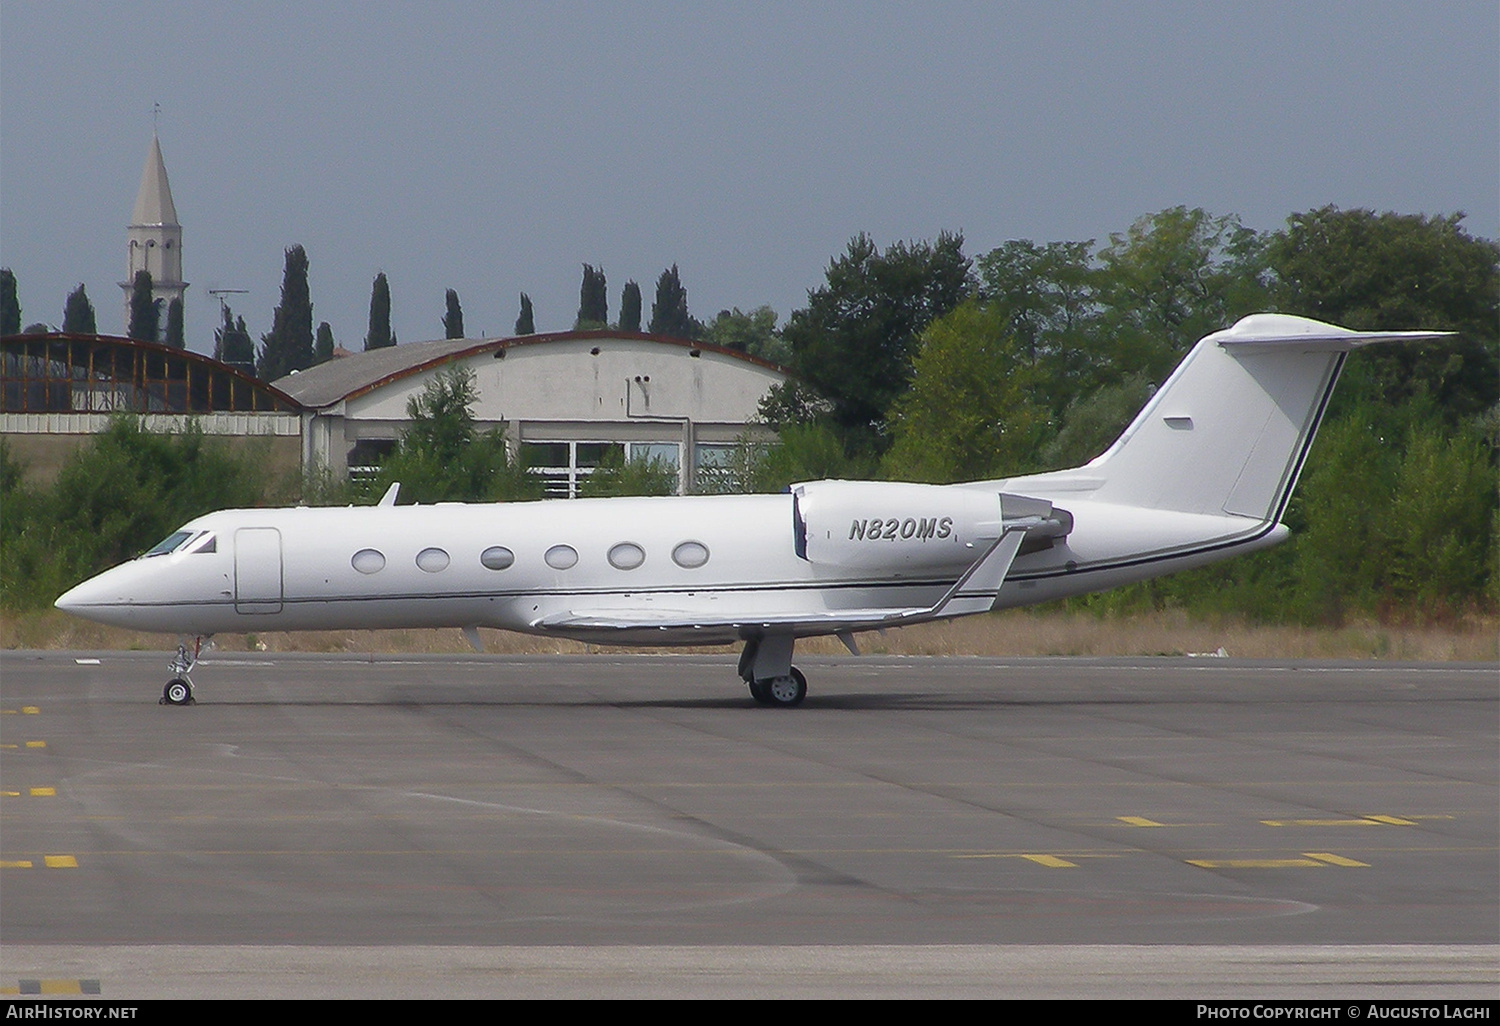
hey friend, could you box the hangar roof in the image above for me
[272,330,787,410]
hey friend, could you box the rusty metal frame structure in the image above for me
[1,334,302,415]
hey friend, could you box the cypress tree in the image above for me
[515,293,535,335]
[257,245,315,378]
[649,264,700,338]
[62,284,97,334]
[128,270,158,342]
[443,288,465,339]
[619,281,642,332]
[0,269,18,336]
[165,297,185,348]
[314,321,335,363]
[576,264,607,328]
[366,272,393,350]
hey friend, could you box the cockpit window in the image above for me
[143,530,195,558]
[185,532,216,554]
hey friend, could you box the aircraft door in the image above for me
[234,527,284,614]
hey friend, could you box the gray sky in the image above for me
[2,1,1495,353]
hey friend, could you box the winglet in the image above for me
[378,482,401,507]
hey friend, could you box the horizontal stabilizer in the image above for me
[1210,313,1451,353]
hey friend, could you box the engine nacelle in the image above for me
[792,480,1003,572]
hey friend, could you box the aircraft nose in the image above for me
[55,576,104,615]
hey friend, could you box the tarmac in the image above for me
[2,650,1495,997]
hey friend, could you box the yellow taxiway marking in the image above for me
[5,980,101,996]
[1,707,41,715]
[0,861,34,869]
[953,852,1121,866]
[1,792,16,797]
[1188,851,1369,869]
[1188,858,1324,868]
[1262,815,1415,826]
[29,787,55,797]
[25,741,46,748]
[1117,816,1166,827]
[43,855,78,868]
[1304,852,1370,867]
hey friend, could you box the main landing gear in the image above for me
[739,635,807,708]
[160,637,209,706]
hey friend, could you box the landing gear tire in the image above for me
[748,679,773,705]
[765,666,807,708]
[161,678,195,706]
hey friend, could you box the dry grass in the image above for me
[5,607,1495,662]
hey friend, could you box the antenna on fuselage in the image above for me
[378,482,400,507]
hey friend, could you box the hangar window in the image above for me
[544,544,578,570]
[608,542,645,570]
[480,546,515,571]
[416,547,450,573]
[522,441,625,499]
[672,541,710,569]
[352,549,386,574]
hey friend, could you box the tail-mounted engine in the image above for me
[791,480,1071,572]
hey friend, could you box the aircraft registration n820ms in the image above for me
[55,314,1447,707]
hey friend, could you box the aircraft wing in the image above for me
[532,526,1030,635]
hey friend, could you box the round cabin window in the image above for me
[480,546,515,570]
[608,542,645,570]
[351,549,386,574]
[672,541,710,569]
[416,547,450,573]
[544,544,578,570]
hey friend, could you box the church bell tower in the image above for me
[121,133,188,336]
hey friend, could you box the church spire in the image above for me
[131,133,179,227]
[121,132,187,338]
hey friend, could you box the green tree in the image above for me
[1094,207,1269,383]
[883,299,1048,482]
[1038,372,1154,470]
[257,245,314,379]
[1267,207,1499,421]
[443,288,465,339]
[1,419,265,608]
[62,284,97,334]
[314,321,335,364]
[619,280,642,332]
[648,264,701,338]
[127,270,158,342]
[703,306,789,364]
[165,297,184,348]
[977,239,1102,415]
[0,269,18,336]
[730,423,862,494]
[776,232,972,457]
[213,308,256,375]
[578,449,678,497]
[365,272,393,350]
[370,366,539,504]
[515,292,535,335]
[576,265,607,329]
[1382,418,1495,611]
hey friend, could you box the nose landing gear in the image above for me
[160,637,208,706]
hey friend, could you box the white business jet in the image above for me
[55,314,1446,707]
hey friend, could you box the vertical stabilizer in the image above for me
[1083,314,1449,520]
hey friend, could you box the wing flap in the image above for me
[534,525,1029,635]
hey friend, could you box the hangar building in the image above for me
[273,330,787,496]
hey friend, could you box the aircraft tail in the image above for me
[1067,314,1449,520]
